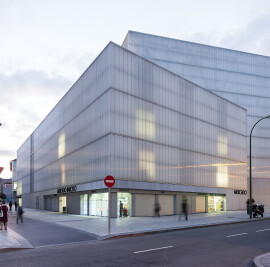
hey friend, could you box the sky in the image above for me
[1,0,270,178]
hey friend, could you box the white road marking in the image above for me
[227,233,248,238]
[134,246,173,254]
[256,229,270,232]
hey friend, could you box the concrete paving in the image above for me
[1,208,270,265]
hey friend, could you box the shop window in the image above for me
[89,193,108,216]
[208,196,225,212]
[80,194,87,215]
[118,192,132,217]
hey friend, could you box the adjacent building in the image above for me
[0,178,12,203]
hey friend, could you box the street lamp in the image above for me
[249,115,270,219]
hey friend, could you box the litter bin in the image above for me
[63,207,67,213]
[247,205,252,215]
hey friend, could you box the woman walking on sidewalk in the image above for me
[0,201,9,230]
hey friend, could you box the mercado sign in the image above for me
[234,189,247,195]
[57,186,77,194]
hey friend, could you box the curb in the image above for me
[0,248,32,253]
[253,252,270,267]
[99,217,270,240]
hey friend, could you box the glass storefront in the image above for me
[59,196,67,213]
[208,196,225,212]
[117,192,132,217]
[80,194,88,215]
[89,193,108,216]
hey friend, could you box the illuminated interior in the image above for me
[216,165,228,187]
[61,163,66,185]
[136,109,155,140]
[217,134,228,156]
[58,132,66,159]
[217,134,229,187]
[138,150,155,179]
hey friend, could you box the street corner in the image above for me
[254,252,270,267]
[0,228,33,252]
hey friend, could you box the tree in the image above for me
[0,192,6,200]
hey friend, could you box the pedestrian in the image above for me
[154,202,160,217]
[119,201,123,217]
[9,201,12,211]
[17,206,24,224]
[15,201,18,211]
[181,199,188,221]
[0,201,9,230]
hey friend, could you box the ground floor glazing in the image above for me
[39,190,226,217]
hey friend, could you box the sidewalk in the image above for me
[1,208,270,265]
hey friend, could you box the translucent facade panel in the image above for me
[110,90,246,162]
[110,135,247,189]
[109,45,246,137]
[33,92,110,172]
[33,135,110,192]
[33,45,111,150]
[17,44,113,193]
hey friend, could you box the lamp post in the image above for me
[249,115,270,219]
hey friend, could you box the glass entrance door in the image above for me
[118,192,132,217]
[89,193,108,216]
[59,196,67,213]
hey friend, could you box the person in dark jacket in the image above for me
[17,206,24,224]
[0,201,9,230]
[182,199,188,221]
[14,202,18,211]
[9,201,12,211]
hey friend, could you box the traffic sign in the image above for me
[104,175,115,188]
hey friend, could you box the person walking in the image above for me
[0,201,9,230]
[181,199,188,221]
[14,201,18,211]
[119,201,123,217]
[17,206,24,224]
[154,202,160,217]
[9,201,12,211]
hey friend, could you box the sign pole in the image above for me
[108,187,111,235]
[104,175,115,236]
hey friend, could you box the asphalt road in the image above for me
[2,219,270,266]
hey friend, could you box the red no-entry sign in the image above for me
[104,175,115,188]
